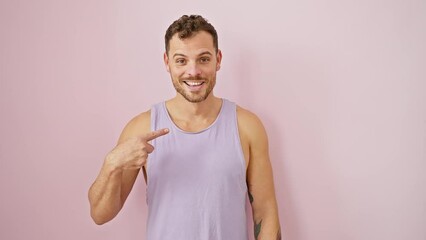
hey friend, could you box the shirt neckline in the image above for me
[162,98,225,134]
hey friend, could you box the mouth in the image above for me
[183,80,205,91]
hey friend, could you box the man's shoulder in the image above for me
[118,110,151,142]
[126,110,151,130]
[236,105,267,142]
[236,105,263,127]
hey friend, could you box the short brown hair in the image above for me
[165,15,218,55]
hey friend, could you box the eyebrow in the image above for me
[172,51,213,58]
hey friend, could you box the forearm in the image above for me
[88,162,123,225]
[251,195,281,240]
[253,211,281,240]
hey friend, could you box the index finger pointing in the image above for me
[143,128,170,141]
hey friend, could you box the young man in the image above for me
[88,15,281,240]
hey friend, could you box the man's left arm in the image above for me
[240,109,281,240]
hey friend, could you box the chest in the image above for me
[144,127,248,182]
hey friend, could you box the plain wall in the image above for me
[1,0,425,239]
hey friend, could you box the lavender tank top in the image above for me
[146,98,248,240]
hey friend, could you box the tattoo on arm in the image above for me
[249,188,261,239]
[248,190,254,204]
[250,187,274,240]
[254,219,262,240]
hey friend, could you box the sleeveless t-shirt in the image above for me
[146,98,248,240]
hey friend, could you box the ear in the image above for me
[164,52,170,72]
[216,49,222,71]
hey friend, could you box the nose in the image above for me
[186,61,202,77]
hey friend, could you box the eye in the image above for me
[200,57,210,63]
[175,58,186,65]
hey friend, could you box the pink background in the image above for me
[1,0,425,239]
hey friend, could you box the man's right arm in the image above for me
[88,111,168,225]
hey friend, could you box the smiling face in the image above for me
[164,31,222,103]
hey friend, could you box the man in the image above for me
[88,15,281,240]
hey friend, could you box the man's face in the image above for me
[164,31,222,103]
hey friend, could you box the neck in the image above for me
[167,92,221,119]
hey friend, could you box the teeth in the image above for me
[185,81,203,86]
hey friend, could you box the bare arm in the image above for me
[88,111,168,225]
[238,108,281,239]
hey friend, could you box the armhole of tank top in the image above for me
[233,102,248,182]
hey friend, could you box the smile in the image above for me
[183,81,205,86]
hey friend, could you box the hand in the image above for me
[105,128,169,171]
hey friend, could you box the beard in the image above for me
[172,76,216,103]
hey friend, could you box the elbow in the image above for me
[89,201,115,226]
[251,200,279,221]
[88,201,121,225]
[88,188,122,225]
[92,218,106,225]
[88,192,112,225]
[89,201,122,225]
[93,219,108,226]
[90,211,111,225]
